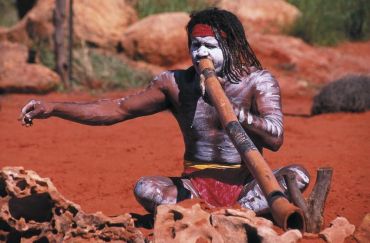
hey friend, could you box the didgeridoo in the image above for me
[199,58,305,231]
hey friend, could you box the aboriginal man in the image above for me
[19,8,309,214]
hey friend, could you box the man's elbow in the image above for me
[268,135,283,152]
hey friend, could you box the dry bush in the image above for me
[311,74,370,115]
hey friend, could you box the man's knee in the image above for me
[133,176,176,212]
[134,177,156,200]
[279,164,310,191]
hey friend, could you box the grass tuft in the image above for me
[287,0,370,45]
[72,46,152,90]
[135,0,216,18]
[31,42,151,91]
[0,0,19,27]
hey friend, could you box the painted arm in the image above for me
[19,77,170,126]
[239,70,284,151]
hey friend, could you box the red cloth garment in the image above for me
[183,167,247,207]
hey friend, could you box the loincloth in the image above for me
[181,160,251,207]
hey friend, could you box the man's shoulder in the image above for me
[152,66,195,86]
[249,68,274,79]
[240,68,278,86]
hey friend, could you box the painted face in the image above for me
[190,36,224,76]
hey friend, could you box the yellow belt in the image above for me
[184,160,242,170]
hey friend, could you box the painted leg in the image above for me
[238,164,310,214]
[134,176,177,213]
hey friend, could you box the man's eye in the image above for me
[205,44,217,49]
[191,43,200,48]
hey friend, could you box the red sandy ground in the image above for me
[0,90,369,242]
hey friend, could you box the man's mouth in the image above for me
[196,57,211,64]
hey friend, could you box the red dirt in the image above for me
[0,91,369,242]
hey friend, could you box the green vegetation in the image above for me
[36,42,55,70]
[32,42,151,91]
[0,0,19,27]
[287,0,370,45]
[135,0,216,18]
[88,50,151,90]
[73,47,152,90]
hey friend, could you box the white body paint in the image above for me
[190,36,224,75]
[238,166,310,213]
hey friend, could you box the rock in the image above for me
[0,0,54,46]
[249,33,332,81]
[73,0,138,48]
[0,40,28,63]
[246,34,370,96]
[154,203,302,243]
[0,41,61,93]
[0,167,145,242]
[0,0,137,48]
[120,12,190,66]
[0,20,29,45]
[217,0,301,34]
[319,217,356,243]
[354,213,370,243]
[0,0,59,46]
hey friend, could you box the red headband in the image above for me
[191,24,226,38]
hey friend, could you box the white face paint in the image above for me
[190,36,224,75]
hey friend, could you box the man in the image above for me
[19,8,309,214]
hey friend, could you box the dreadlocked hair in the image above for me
[186,8,262,83]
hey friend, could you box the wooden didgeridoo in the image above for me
[199,58,305,231]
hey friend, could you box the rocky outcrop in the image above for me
[73,0,138,48]
[217,0,301,34]
[319,217,355,243]
[248,34,370,96]
[0,167,145,242]
[154,203,302,242]
[120,12,190,66]
[354,213,370,243]
[249,33,332,82]
[0,41,60,93]
[0,0,54,45]
[0,0,137,48]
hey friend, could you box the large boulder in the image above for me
[120,12,190,66]
[0,166,145,242]
[73,0,138,48]
[249,33,332,81]
[0,41,60,93]
[248,34,370,96]
[0,0,137,48]
[217,0,301,34]
[0,0,54,45]
[354,213,370,243]
[154,203,303,242]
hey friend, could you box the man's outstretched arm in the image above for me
[19,79,169,126]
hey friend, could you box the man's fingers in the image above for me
[19,100,45,126]
[19,100,38,120]
[25,109,41,121]
[21,100,37,115]
[21,116,33,127]
[199,74,206,96]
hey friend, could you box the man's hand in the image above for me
[18,100,53,127]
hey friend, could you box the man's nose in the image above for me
[197,46,209,57]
